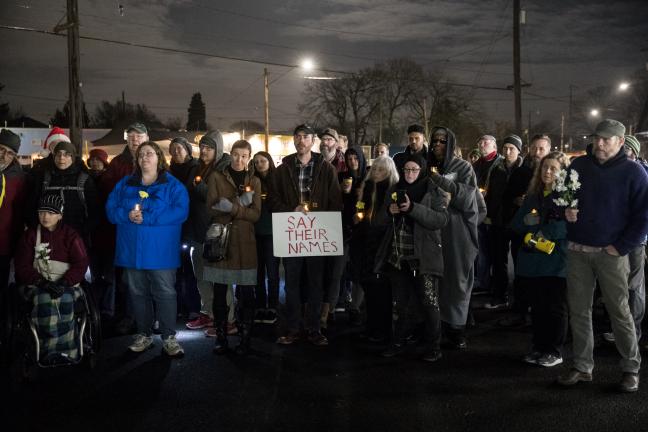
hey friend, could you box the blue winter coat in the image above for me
[106,171,189,270]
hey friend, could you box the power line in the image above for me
[0,24,353,74]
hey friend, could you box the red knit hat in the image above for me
[89,148,109,166]
[44,127,71,150]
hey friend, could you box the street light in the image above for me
[619,82,630,91]
[590,109,600,117]
[301,58,315,72]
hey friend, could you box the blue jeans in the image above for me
[125,268,177,339]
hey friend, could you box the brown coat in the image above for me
[205,169,261,272]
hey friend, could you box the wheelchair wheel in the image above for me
[80,283,102,355]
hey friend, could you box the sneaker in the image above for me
[128,334,154,353]
[536,353,563,368]
[262,309,277,324]
[163,335,184,357]
[226,321,238,335]
[602,332,616,343]
[204,327,218,338]
[308,331,329,346]
[523,351,542,365]
[186,314,213,330]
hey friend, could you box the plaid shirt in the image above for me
[294,154,315,204]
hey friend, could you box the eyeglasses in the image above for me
[138,151,157,159]
[431,139,447,145]
[403,168,421,173]
[0,147,16,157]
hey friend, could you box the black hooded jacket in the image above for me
[339,146,367,240]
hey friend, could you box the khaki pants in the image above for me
[566,249,640,374]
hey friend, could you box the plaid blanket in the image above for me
[30,285,83,364]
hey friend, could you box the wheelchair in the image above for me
[3,280,102,382]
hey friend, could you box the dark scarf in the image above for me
[396,153,428,204]
[227,166,247,192]
[170,158,196,184]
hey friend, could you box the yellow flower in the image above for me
[139,191,149,199]
[355,201,365,210]
[391,192,398,202]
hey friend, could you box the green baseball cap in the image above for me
[126,122,148,135]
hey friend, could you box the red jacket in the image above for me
[0,161,26,256]
[14,224,89,286]
[96,146,136,252]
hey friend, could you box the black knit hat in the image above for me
[170,137,193,158]
[407,124,426,135]
[502,134,523,152]
[0,128,20,153]
[39,194,64,215]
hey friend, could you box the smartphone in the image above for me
[396,189,407,205]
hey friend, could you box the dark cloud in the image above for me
[0,0,646,132]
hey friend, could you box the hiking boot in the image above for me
[128,334,153,353]
[163,335,184,357]
[308,331,329,346]
[619,372,640,393]
[556,368,592,387]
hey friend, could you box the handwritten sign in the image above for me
[272,212,343,257]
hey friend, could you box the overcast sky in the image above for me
[0,0,646,136]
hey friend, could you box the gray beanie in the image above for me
[170,137,193,159]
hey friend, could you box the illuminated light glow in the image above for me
[301,58,315,71]
[619,82,630,91]
[590,109,599,117]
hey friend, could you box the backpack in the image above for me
[42,170,90,218]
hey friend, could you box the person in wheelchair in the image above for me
[13,193,90,365]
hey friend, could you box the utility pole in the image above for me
[55,0,83,153]
[122,90,126,114]
[422,97,428,137]
[513,0,522,136]
[560,113,565,152]
[568,84,575,147]
[263,68,269,152]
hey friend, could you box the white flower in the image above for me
[569,170,579,183]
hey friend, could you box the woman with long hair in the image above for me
[350,156,399,341]
[511,151,570,367]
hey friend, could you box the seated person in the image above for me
[14,194,89,363]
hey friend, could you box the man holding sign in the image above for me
[268,124,343,347]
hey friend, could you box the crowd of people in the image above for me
[1,117,647,393]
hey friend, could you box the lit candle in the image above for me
[194,175,202,183]
[479,187,486,194]
[133,203,141,211]
[244,185,252,192]
[531,208,538,215]
[356,211,364,220]
[302,202,310,212]
[344,177,353,186]
[431,166,438,174]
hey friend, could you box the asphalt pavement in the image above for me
[4,305,648,432]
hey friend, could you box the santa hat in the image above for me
[44,127,71,150]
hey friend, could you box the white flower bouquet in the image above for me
[552,169,581,208]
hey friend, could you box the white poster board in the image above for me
[272,212,343,257]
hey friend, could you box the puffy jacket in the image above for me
[0,161,27,255]
[106,171,189,270]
